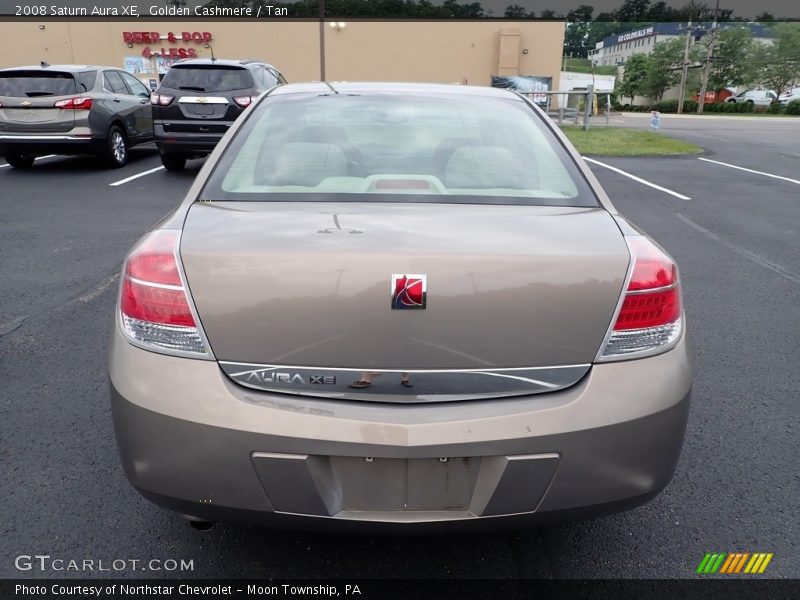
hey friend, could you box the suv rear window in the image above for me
[202,93,598,207]
[161,66,253,93]
[0,71,78,97]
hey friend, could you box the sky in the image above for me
[0,0,797,19]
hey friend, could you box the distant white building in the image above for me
[588,22,773,68]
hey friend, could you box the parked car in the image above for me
[110,82,692,531]
[0,64,153,168]
[151,58,286,171]
[778,87,800,105]
[725,89,778,105]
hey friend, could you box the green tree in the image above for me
[751,23,800,98]
[503,4,529,18]
[618,53,649,104]
[705,27,754,91]
[615,0,650,22]
[564,5,594,58]
[644,37,685,101]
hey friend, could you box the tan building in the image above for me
[0,20,564,90]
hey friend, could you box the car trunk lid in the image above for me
[180,202,629,400]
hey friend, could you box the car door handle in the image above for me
[139,99,148,104]
[113,98,121,103]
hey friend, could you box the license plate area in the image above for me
[332,457,477,511]
[251,452,560,521]
[188,104,214,116]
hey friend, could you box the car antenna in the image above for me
[208,45,216,62]
[40,60,49,68]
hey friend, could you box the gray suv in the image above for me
[0,64,154,168]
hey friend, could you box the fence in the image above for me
[520,85,612,129]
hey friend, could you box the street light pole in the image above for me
[316,0,327,82]
[677,20,693,114]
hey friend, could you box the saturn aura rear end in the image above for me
[109,82,692,531]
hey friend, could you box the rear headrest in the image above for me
[271,142,348,187]
[444,146,526,189]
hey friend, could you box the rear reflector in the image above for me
[54,97,93,110]
[119,230,208,356]
[600,237,682,359]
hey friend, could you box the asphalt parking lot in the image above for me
[1,116,798,579]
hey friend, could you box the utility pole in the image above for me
[677,20,693,114]
[319,0,326,81]
[697,0,720,114]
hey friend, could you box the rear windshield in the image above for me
[0,71,78,97]
[201,93,598,206]
[161,66,253,93]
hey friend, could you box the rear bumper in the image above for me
[109,327,693,531]
[154,122,228,155]
[0,134,100,156]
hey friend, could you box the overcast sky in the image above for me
[0,0,796,19]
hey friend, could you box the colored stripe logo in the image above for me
[696,553,773,574]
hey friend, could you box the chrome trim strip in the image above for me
[127,276,184,291]
[224,362,591,376]
[178,96,229,104]
[0,135,91,140]
[219,362,591,404]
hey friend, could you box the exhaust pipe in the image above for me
[189,520,215,531]
[182,515,215,531]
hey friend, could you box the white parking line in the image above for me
[583,157,691,200]
[0,154,57,168]
[697,157,800,186]
[676,213,800,286]
[109,166,165,187]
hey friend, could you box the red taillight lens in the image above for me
[233,95,253,108]
[54,97,93,110]
[614,287,681,330]
[151,93,174,106]
[613,237,680,331]
[600,236,683,359]
[121,230,195,327]
[119,230,208,355]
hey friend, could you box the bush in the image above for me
[683,100,698,113]
[655,99,679,113]
[738,102,754,113]
[622,103,631,111]
[723,102,739,113]
[754,105,767,113]
[767,102,785,114]
[785,99,800,115]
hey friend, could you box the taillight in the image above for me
[233,95,253,108]
[150,93,174,106]
[119,230,209,356]
[54,97,93,110]
[599,237,682,360]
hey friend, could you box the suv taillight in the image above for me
[119,230,210,357]
[598,237,682,360]
[54,97,93,110]
[150,93,174,106]
[233,95,254,108]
